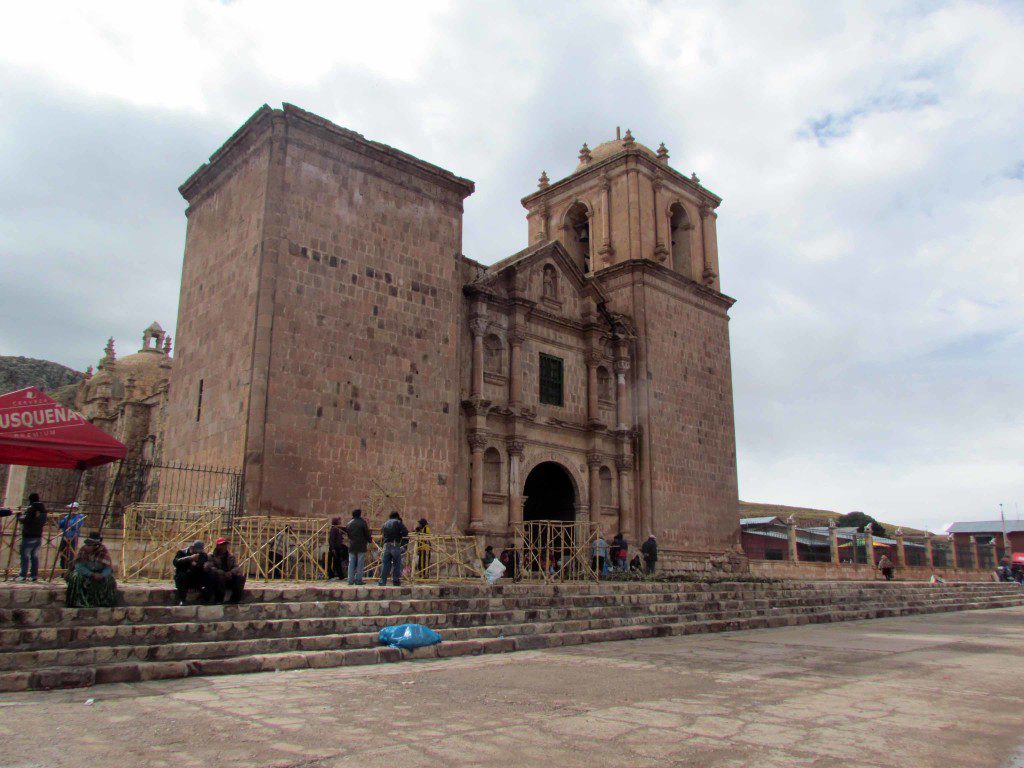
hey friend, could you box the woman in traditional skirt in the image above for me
[65,532,118,608]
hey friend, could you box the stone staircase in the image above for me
[1,580,1021,692]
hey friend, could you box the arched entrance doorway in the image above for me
[523,461,576,522]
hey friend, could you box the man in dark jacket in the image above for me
[207,537,246,603]
[345,509,370,586]
[378,511,409,587]
[17,493,47,581]
[173,540,211,605]
[327,517,348,580]
[641,534,658,575]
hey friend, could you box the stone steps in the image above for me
[3,592,1020,673]
[1,580,1020,692]
[1,582,1010,628]
[1,588,1011,650]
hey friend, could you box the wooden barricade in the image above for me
[514,520,599,582]
[120,503,223,580]
[1,511,64,581]
[406,533,485,582]
[231,516,330,581]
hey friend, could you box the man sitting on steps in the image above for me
[173,540,211,605]
[207,537,246,604]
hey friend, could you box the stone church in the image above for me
[162,104,741,569]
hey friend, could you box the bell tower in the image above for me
[521,128,723,290]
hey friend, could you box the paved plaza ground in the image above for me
[1,606,1022,768]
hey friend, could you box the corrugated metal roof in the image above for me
[743,529,827,547]
[947,520,1024,534]
[740,517,778,526]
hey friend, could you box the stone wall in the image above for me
[749,560,998,582]
[162,109,273,470]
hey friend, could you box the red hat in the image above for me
[215,537,228,546]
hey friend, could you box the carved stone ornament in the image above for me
[587,451,603,468]
[506,439,525,457]
[613,358,631,374]
[469,317,489,336]
[538,171,549,190]
[468,432,489,451]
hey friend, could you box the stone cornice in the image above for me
[179,103,475,207]
[596,259,736,312]
[522,148,722,210]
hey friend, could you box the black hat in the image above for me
[85,531,102,543]
[418,518,428,525]
[389,511,400,519]
[352,508,363,517]
[28,493,40,503]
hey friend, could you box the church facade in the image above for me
[162,104,741,570]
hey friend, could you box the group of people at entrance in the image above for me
[327,509,413,586]
[2,494,118,608]
[591,533,659,576]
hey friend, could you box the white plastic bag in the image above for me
[485,559,506,584]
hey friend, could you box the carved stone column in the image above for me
[924,535,934,568]
[950,536,959,569]
[506,439,524,533]
[786,516,799,562]
[468,432,487,534]
[616,455,633,539]
[508,330,524,408]
[828,519,839,564]
[989,536,999,569]
[469,317,487,399]
[586,350,601,425]
[699,204,718,287]
[614,357,631,431]
[863,528,874,567]
[653,178,668,261]
[587,452,602,530]
[597,176,613,265]
[895,528,906,567]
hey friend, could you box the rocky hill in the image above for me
[0,356,84,400]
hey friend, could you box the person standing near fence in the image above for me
[378,511,408,587]
[327,517,347,580]
[57,502,85,571]
[345,509,370,586]
[16,493,46,582]
[414,517,431,577]
[641,534,658,576]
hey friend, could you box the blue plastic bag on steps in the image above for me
[378,623,443,650]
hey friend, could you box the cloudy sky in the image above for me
[1,1,1022,532]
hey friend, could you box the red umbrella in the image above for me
[1012,552,1024,566]
[0,386,127,469]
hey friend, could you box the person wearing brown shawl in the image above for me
[65,532,118,608]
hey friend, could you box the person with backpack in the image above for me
[378,511,409,587]
[345,509,370,586]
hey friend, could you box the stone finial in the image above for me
[578,142,592,165]
[99,337,116,369]
[828,518,837,529]
[622,129,635,148]
[785,515,797,526]
[690,171,701,183]
[895,527,904,537]
[84,365,93,379]
[538,171,549,190]
[656,142,669,162]
[163,335,172,355]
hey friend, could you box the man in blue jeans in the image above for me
[378,511,409,587]
[345,509,370,586]
[17,493,47,582]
